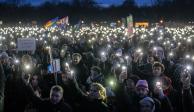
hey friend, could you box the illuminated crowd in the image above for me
[0,22,194,112]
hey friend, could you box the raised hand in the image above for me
[180,70,191,89]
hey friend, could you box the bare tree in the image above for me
[122,0,135,7]
[80,0,97,8]
[5,0,26,6]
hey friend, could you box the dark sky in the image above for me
[1,0,153,6]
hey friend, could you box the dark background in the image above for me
[0,0,194,25]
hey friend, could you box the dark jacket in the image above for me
[34,99,72,112]
[78,98,111,112]
[0,63,5,112]
[182,85,194,112]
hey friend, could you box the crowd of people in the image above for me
[0,22,194,112]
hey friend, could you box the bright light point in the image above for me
[70,70,74,76]
[192,56,194,61]
[15,59,19,64]
[122,66,127,70]
[116,53,121,57]
[25,64,30,70]
[109,80,115,87]
[125,56,129,59]
[169,52,173,57]
[186,65,192,70]
[101,52,105,56]
[153,47,157,51]
[136,48,142,53]
[156,81,162,87]
[10,42,15,45]
[185,54,190,59]
[117,63,121,68]
[65,62,69,66]
[187,38,192,42]
[46,46,50,49]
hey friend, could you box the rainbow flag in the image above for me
[44,17,59,29]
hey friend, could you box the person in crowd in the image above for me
[73,74,111,112]
[71,53,89,85]
[160,76,181,112]
[29,85,72,112]
[0,62,5,112]
[180,68,194,112]
[30,74,42,98]
[4,73,32,112]
[139,97,156,112]
[86,66,104,86]
[1,23,194,112]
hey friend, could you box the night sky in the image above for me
[0,0,153,6]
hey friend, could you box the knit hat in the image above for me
[139,97,155,112]
[0,52,9,59]
[136,80,149,90]
[91,66,101,74]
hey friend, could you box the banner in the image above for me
[121,18,126,27]
[51,59,61,73]
[127,14,134,37]
[56,16,69,26]
[17,38,36,52]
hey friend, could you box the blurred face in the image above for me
[90,70,99,79]
[152,67,162,77]
[153,50,163,60]
[50,91,63,104]
[125,79,135,91]
[60,46,67,57]
[31,75,38,87]
[1,58,8,64]
[119,71,128,83]
[64,64,70,72]
[22,74,31,84]
[88,85,101,100]
[73,56,80,64]
[140,101,153,112]
[136,87,148,98]
[147,56,154,64]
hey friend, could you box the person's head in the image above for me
[50,85,64,104]
[22,73,31,84]
[152,46,164,61]
[119,70,128,83]
[139,97,155,112]
[147,55,154,64]
[135,80,149,98]
[63,62,70,72]
[90,66,102,80]
[60,45,68,58]
[161,76,172,90]
[152,62,165,77]
[30,74,39,87]
[21,54,32,64]
[0,52,9,64]
[125,79,136,91]
[124,75,140,91]
[88,83,106,101]
[72,53,82,64]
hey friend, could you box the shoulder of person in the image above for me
[62,102,73,112]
